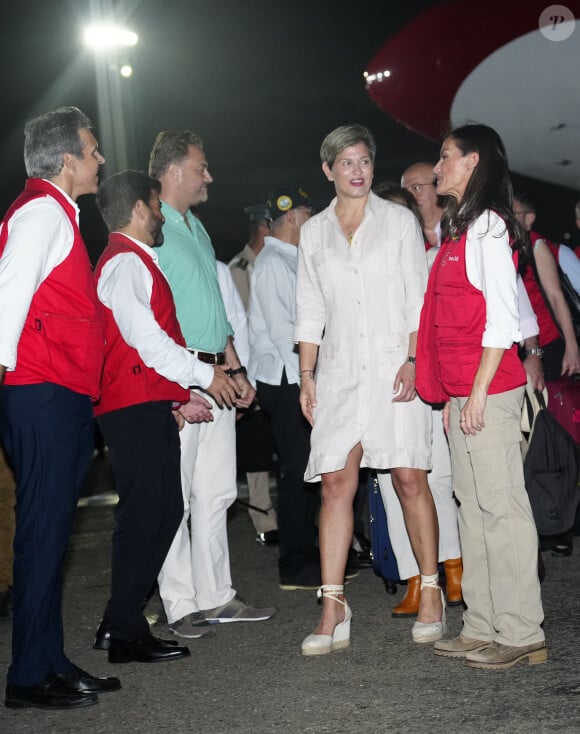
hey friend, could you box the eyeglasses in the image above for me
[404,182,435,194]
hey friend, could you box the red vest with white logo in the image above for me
[416,229,525,401]
[518,231,560,346]
[0,178,105,399]
[93,233,190,416]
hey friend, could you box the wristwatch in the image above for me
[407,356,416,365]
[526,347,544,358]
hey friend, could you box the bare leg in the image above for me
[315,443,363,636]
[391,467,442,624]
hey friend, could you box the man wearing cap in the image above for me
[229,205,278,546]
[149,131,276,635]
[248,187,321,590]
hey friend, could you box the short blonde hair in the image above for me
[320,124,376,168]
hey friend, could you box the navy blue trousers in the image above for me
[0,382,93,686]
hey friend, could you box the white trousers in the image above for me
[158,394,237,622]
[377,409,461,579]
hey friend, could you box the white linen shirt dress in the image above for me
[294,191,432,482]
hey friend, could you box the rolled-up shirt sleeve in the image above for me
[466,211,522,348]
[294,224,326,345]
[517,274,539,340]
[98,250,214,390]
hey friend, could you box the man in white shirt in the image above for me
[92,170,220,664]
[248,187,320,589]
[0,107,118,710]
[229,205,278,545]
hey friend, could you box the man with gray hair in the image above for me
[149,131,276,635]
[0,107,119,710]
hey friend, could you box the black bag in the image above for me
[368,473,400,594]
[523,390,580,536]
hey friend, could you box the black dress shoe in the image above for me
[5,673,98,710]
[256,530,279,546]
[539,531,573,557]
[349,546,373,569]
[108,636,190,664]
[93,619,179,650]
[56,663,121,693]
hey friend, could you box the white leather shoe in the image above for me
[412,573,446,643]
[302,585,352,656]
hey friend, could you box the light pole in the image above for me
[83,1,138,176]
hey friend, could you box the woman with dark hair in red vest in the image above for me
[416,124,546,671]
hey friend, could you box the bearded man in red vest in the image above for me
[92,170,220,664]
[0,107,120,710]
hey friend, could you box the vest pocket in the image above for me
[36,311,104,388]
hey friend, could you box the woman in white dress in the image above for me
[294,125,443,655]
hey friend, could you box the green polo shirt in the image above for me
[156,201,232,352]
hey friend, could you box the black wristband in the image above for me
[228,366,247,377]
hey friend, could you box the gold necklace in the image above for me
[336,203,365,244]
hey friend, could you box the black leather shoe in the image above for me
[5,673,98,710]
[93,619,178,650]
[256,530,279,546]
[108,636,190,663]
[539,532,573,557]
[56,663,121,693]
[349,545,373,569]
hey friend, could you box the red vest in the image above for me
[0,179,105,399]
[93,233,190,416]
[519,231,560,347]
[416,230,525,401]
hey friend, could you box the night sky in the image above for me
[1,0,578,262]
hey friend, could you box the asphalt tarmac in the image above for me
[1,455,579,734]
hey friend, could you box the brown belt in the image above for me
[188,349,226,365]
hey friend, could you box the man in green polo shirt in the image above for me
[149,131,276,637]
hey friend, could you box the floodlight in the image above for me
[83,25,138,49]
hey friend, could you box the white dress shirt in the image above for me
[248,236,300,386]
[97,235,213,390]
[0,180,76,370]
[294,192,432,480]
[463,211,523,348]
[216,260,249,367]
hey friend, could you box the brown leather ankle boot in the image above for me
[391,575,420,618]
[443,557,464,606]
